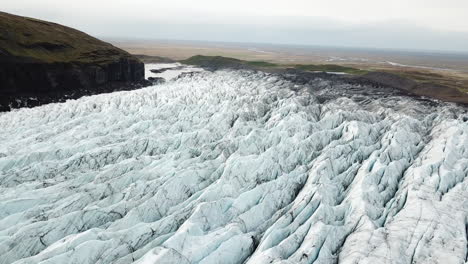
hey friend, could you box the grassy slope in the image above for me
[294,64,368,75]
[0,11,133,64]
[181,55,369,75]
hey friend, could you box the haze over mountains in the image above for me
[3,0,468,53]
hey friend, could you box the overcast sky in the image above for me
[3,0,468,52]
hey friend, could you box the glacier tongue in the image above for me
[0,70,467,264]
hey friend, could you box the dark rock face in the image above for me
[0,59,144,93]
[0,59,146,111]
[0,12,147,111]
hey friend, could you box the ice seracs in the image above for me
[0,70,466,264]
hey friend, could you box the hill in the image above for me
[0,12,147,111]
[181,55,369,74]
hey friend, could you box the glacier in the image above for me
[145,63,204,81]
[0,69,467,264]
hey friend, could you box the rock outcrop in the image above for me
[0,11,147,111]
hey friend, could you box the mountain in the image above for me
[0,69,466,264]
[0,12,146,111]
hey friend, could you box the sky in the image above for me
[3,0,468,53]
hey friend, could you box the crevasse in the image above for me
[0,70,466,264]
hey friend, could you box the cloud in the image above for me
[2,0,468,52]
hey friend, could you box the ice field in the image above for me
[0,70,467,264]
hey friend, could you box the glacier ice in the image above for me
[0,70,467,264]
[145,63,204,81]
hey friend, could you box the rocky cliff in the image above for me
[0,11,147,111]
